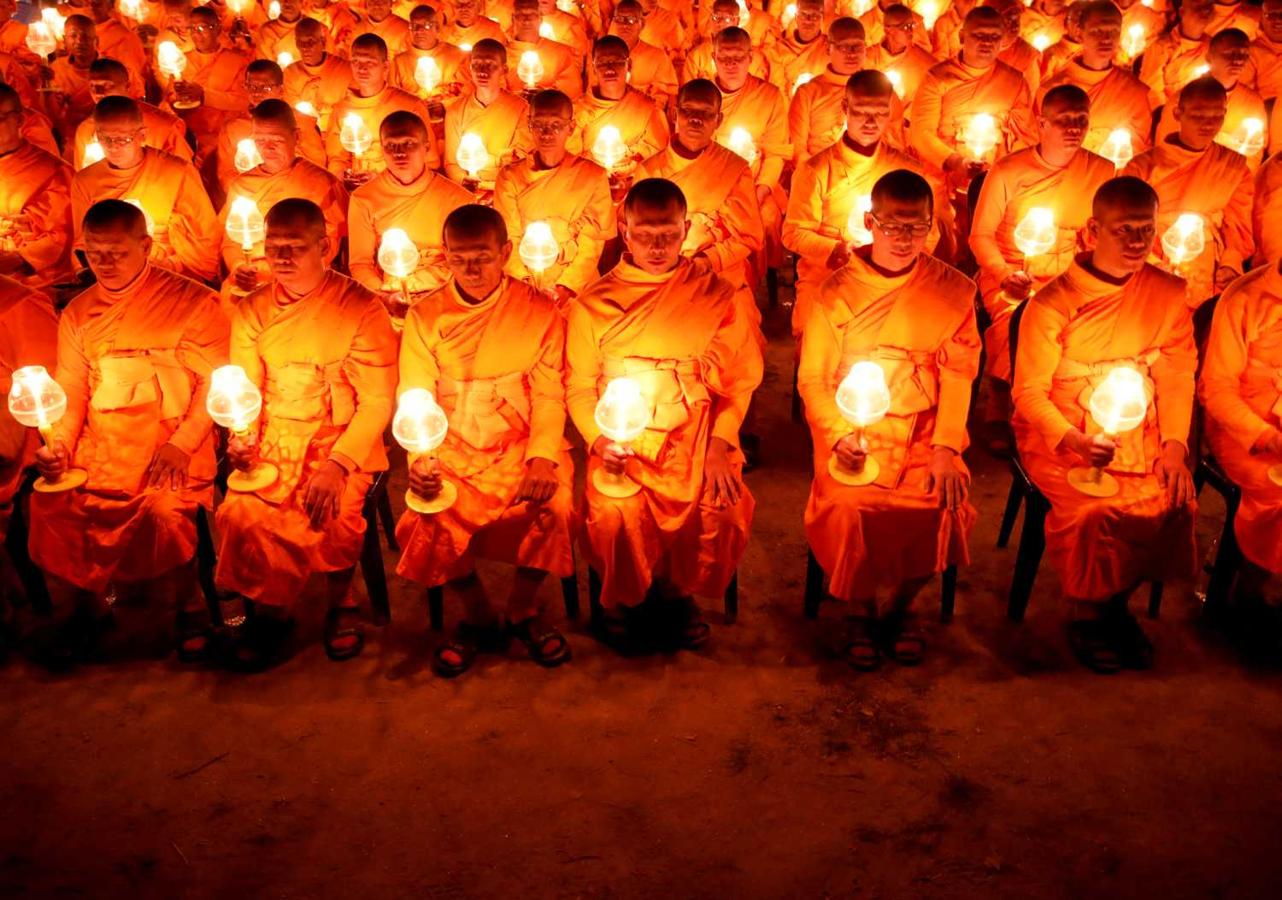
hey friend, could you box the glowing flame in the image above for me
[1013,207,1057,259]
[7,365,67,431]
[594,377,651,443]
[123,198,155,237]
[207,365,263,433]
[1161,213,1206,266]
[960,112,998,159]
[225,196,265,252]
[377,228,420,279]
[886,69,904,99]
[156,40,188,79]
[459,42,473,53]
[725,127,758,166]
[119,0,150,24]
[517,50,545,88]
[791,72,813,96]
[835,361,891,428]
[1191,63,1210,79]
[737,0,751,27]
[848,0,874,16]
[1121,23,1146,59]
[539,21,555,39]
[39,8,64,42]
[415,55,442,93]
[1219,116,1265,157]
[294,100,318,118]
[1032,32,1052,53]
[339,112,373,157]
[82,139,105,169]
[392,388,449,454]
[277,51,295,68]
[1088,366,1149,436]
[591,125,627,170]
[845,195,873,247]
[456,131,490,178]
[24,22,57,58]
[1097,128,1134,169]
[518,221,560,274]
[782,3,797,27]
[916,0,940,30]
[233,137,263,173]
[268,0,281,18]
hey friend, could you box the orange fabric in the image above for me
[593,39,677,109]
[94,18,148,91]
[865,42,938,107]
[0,277,57,510]
[715,75,791,190]
[639,6,685,49]
[214,270,397,606]
[789,66,890,166]
[505,37,584,97]
[909,56,1037,172]
[0,141,74,288]
[1011,259,1199,600]
[283,54,354,131]
[1039,36,1080,84]
[73,102,192,171]
[348,166,473,302]
[1138,30,1209,106]
[1038,60,1154,158]
[19,108,61,159]
[970,147,1116,379]
[1245,33,1282,100]
[212,109,326,198]
[354,13,412,55]
[160,48,250,158]
[1020,7,1065,48]
[1198,264,1282,573]
[0,50,42,112]
[492,153,615,295]
[766,30,828,97]
[48,57,97,141]
[798,253,980,599]
[391,43,473,101]
[71,147,222,282]
[684,42,772,84]
[443,89,532,186]
[999,38,1042,94]
[1123,137,1254,305]
[1252,153,1282,264]
[324,85,439,178]
[258,17,303,61]
[567,87,669,170]
[438,17,506,48]
[395,277,576,587]
[28,265,228,593]
[1152,82,1267,169]
[566,258,763,606]
[541,8,591,59]
[1208,1,1260,39]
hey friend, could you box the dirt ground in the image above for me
[3,296,1282,900]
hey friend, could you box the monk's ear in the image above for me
[499,238,513,265]
[316,234,331,262]
[1085,216,1100,247]
[680,217,691,242]
[1171,102,1182,124]
[139,233,154,257]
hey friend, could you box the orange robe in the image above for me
[715,74,790,264]
[1123,138,1254,306]
[0,277,58,518]
[348,166,474,302]
[639,5,685,50]
[1208,1,1259,39]
[94,17,148,83]
[19,108,61,159]
[595,39,677,109]
[1245,31,1282,100]
[324,85,439,178]
[638,142,765,297]
[355,13,412,55]
[766,30,828,97]
[48,56,97,142]
[1120,3,1166,65]
[541,8,591,60]
[1252,153,1282,263]
[999,37,1042,95]
[394,278,576,591]
[0,141,74,288]
[970,147,1117,380]
[1038,60,1154,158]
[257,16,303,61]
[72,102,192,171]
[1138,30,1209,106]
[214,271,397,607]
[1039,36,1080,84]
[1153,82,1267,169]
[163,48,250,161]
[28,265,228,593]
[438,17,506,49]
[789,67,859,166]
[391,43,472,102]
[566,257,763,607]
[211,108,326,199]
[568,87,669,171]
[683,40,772,84]
[909,56,1037,173]
[1012,259,1198,600]
[505,37,584,97]
[865,42,939,107]
[71,148,221,282]
[283,54,354,132]
[492,153,615,296]
[799,253,980,599]
[1199,265,1282,573]
[442,89,531,187]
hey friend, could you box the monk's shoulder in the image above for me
[16,141,70,179]
[568,154,608,181]
[1216,264,1269,311]
[991,60,1027,89]
[917,256,977,310]
[706,143,751,177]
[1134,262,1186,299]
[0,275,52,321]
[1079,149,1118,181]
[1122,148,1155,178]
[150,267,221,311]
[1207,142,1250,176]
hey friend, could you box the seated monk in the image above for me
[214,198,397,668]
[1208,0,1260,40]
[790,17,881,166]
[396,204,576,677]
[0,84,75,288]
[349,110,473,315]
[391,6,472,112]
[767,0,830,98]
[442,39,533,193]
[604,0,679,110]
[493,89,614,307]
[282,17,353,133]
[985,0,1042,94]
[160,7,249,168]
[355,0,412,57]
[1122,76,1253,307]
[258,0,305,62]
[1138,0,1213,107]
[1246,0,1282,103]
[74,57,192,172]
[784,70,950,340]
[325,33,436,193]
[28,199,228,667]
[506,0,584,98]
[970,84,1114,449]
[48,15,102,144]
[638,80,765,301]
[218,99,347,304]
[798,169,980,670]
[685,0,773,83]
[1198,260,1282,640]
[864,4,939,106]
[83,0,148,90]
[1012,176,1198,674]
[71,96,220,283]
[439,0,507,49]
[636,0,687,51]
[1253,150,1282,264]
[535,0,591,60]
[1039,1,1087,84]
[566,177,763,650]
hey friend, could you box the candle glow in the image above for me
[1161,213,1206,267]
[518,221,560,276]
[339,113,373,158]
[1097,128,1134,169]
[225,196,265,253]
[456,132,490,178]
[725,127,758,166]
[960,113,999,160]
[591,125,627,171]
[393,388,456,513]
[845,195,873,247]
[233,138,263,174]
[517,50,545,89]
[415,55,442,94]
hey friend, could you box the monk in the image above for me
[357,0,412,56]
[639,80,765,299]
[72,96,220,282]
[768,0,830,97]
[258,0,306,62]
[785,70,950,338]
[971,84,1114,447]
[1252,150,1282,263]
[566,177,763,648]
[48,15,101,143]
[74,57,191,171]
[219,99,347,301]
[0,85,75,288]
[440,0,507,48]
[636,0,687,51]
[214,198,397,667]
[1012,176,1197,673]
[605,0,679,109]
[1040,0,1087,82]
[84,0,148,86]
[29,199,228,666]
[1198,260,1282,630]
[568,36,670,189]
[1139,0,1213,106]
[1122,76,1253,306]
[1208,0,1260,39]
[350,110,473,314]
[1246,0,1282,102]
[325,34,436,191]
[506,0,583,97]
[282,17,353,132]
[1038,1,1153,158]
[685,0,773,83]
[162,7,249,164]
[536,0,591,59]
[909,6,1037,183]
[442,39,532,191]
[493,90,614,304]
[865,4,939,105]
[789,17,877,165]
[391,5,472,110]
[0,0,28,57]
[798,169,979,669]
[396,204,575,675]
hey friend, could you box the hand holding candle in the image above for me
[1013,206,1056,278]
[1067,365,1149,497]
[1097,128,1134,170]
[157,41,198,109]
[829,361,891,486]
[377,228,419,314]
[225,196,265,293]
[339,113,373,173]
[7,365,88,492]
[517,50,545,90]
[207,365,278,492]
[518,221,559,293]
[1161,213,1205,275]
[845,195,873,249]
[456,131,490,188]
[592,377,650,498]
[393,388,455,514]
[24,22,56,58]
[725,127,758,167]
[233,138,263,174]
[960,113,998,163]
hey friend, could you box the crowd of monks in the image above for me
[0,0,1280,676]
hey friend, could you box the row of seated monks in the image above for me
[0,0,1278,676]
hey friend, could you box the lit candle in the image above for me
[1097,127,1134,170]
[517,49,545,89]
[268,0,281,18]
[459,42,473,53]
[960,112,999,161]
[1219,117,1265,157]
[39,8,64,43]
[782,2,797,27]
[415,55,442,95]
[24,22,56,58]
[916,0,940,30]
[539,21,555,39]
[206,365,279,492]
[377,227,420,309]
[1161,212,1205,274]
[119,0,149,25]
[829,361,892,486]
[339,112,373,171]
[1121,23,1146,60]
[81,138,105,169]
[791,72,813,96]
[1067,366,1149,497]
[518,220,560,292]
[6,365,88,492]
[225,195,265,258]
[557,0,577,11]
[848,0,874,16]
[1191,62,1210,79]
[845,194,873,248]
[737,0,751,26]
[885,68,904,99]
[158,41,199,109]
[456,131,490,181]
[1032,32,1052,52]
[592,377,651,498]
[294,100,318,118]
[276,50,295,68]
[591,125,627,171]
[233,137,263,174]
[725,126,758,166]
[393,388,455,514]
[1012,206,1057,276]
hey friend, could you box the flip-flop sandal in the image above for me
[175,608,214,664]
[509,617,572,667]
[1110,612,1154,670]
[841,617,881,671]
[433,621,507,678]
[885,614,927,666]
[324,604,366,662]
[1067,619,1123,675]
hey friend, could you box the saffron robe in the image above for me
[442,89,531,187]
[391,43,473,101]
[283,54,354,131]
[438,16,507,49]
[567,87,670,172]
[865,41,939,107]
[909,55,1037,172]
[505,37,584,98]
[1038,59,1154,158]
[0,277,58,519]
[1138,30,1209,106]
[161,47,250,161]
[211,108,326,199]
[0,141,74,288]
[324,85,438,178]
[1244,31,1282,100]
[766,29,828,97]
[1152,81,1268,170]
[1252,152,1282,264]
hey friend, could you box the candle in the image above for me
[591,125,627,171]
[6,365,88,492]
[830,361,892,486]
[1161,213,1205,273]
[339,112,373,171]
[539,21,555,39]
[557,0,577,11]
[960,113,999,161]
[1013,206,1057,275]
[393,388,455,513]
[268,0,281,18]
[916,0,940,30]
[158,41,200,109]
[845,194,873,248]
[81,139,105,169]
[518,220,560,292]
[377,227,420,309]
[1192,63,1210,79]
[415,55,442,95]
[459,43,473,53]
[1121,23,1146,60]
[517,49,545,89]
[119,0,149,24]
[737,0,751,26]
[725,126,758,166]
[1032,32,1052,52]
[24,22,56,58]
[294,100,318,118]
[233,137,263,174]
[1219,117,1265,157]
[592,377,651,498]
[885,68,904,99]
[848,0,874,16]
[206,365,279,492]
[456,131,490,181]
[276,50,295,68]
[792,72,813,96]
[1067,365,1149,496]
[39,8,64,42]
[1097,127,1134,170]
[225,196,264,256]
[782,2,797,27]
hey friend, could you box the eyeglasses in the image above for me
[869,213,932,238]
[382,138,421,153]
[529,120,569,135]
[96,133,139,148]
[613,15,641,25]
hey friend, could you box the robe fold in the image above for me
[0,277,58,523]
[766,30,828,97]
[163,48,250,161]
[1138,30,1209,106]
[283,54,355,131]
[865,42,938,107]
[1245,32,1282,100]
[439,17,507,48]
[1252,153,1282,264]
[505,37,584,97]
[601,39,677,109]
[0,141,74,288]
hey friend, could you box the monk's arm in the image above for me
[52,310,89,451]
[787,87,811,167]
[795,302,849,450]
[1010,297,1075,448]
[1199,285,1276,451]
[561,174,614,294]
[69,175,90,253]
[706,169,765,271]
[333,302,398,472]
[707,288,765,445]
[1221,164,1256,274]
[491,169,529,281]
[968,163,1015,285]
[397,304,441,396]
[908,76,954,171]
[1151,299,1197,449]
[202,61,250,114]
[526,311,568,463]
[639,105,671,161]
[346,197,383,292]
[1251,161,1281,263]
[229,302,267,410]
[932,300,983,452]
[782,160,839,262]
[1006,82,1037,154]
[19,171,71,274]
[757,95,790,187]
[168,297,230,455]
[564,301,603,446]
[175,165,223,279]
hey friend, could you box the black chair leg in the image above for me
[588,566,604,630]
[1147,582,1164,619]
[767,267,779,309]
[361,503,391,626]
[940,565,957,623]
[427,585,444,631]
[377,483,399,552]
[996,479,1024,549]
[1205,498,1243,611]
[724,572,738,624]
[6,481,52,616]
[194,505,220,622]
[1007,494,1048,622]
[561,573,580,621]
[804,549,823,619]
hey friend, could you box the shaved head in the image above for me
[530,88,573,118]
[296,16,325,38]
[846,68,895,100]
[88,57,130,84]
[829,16,866,42]
[266,197,326,238]
[964,6,1005,29]
[93,94,142,126]
[624,177,688,220]
[83,198,148,238]
[472,37,506,60]
[677,77,723,110]
[871,168,934,212]
[251,97,297,130]
[443,203,508,248]
[593,34,630,58]
[1092,175,1157,218]
[380,109,429,140]
[351,33,389,60]
[1041,83,1090,115]
[1178,74,1228,107]
[713,25,751,49]
[246,58,285,83]
[1078,0,1122,28]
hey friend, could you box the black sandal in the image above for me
[677,598,711,650]
[509,616,572,667]
[324,604,365,662]
[885,613,926,666]
[175,608,213,664]
[432,621,507,678]
[1067,619,1123,674]
[841,616,881,671]
[222,608,295,673]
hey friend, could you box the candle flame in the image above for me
[517,49,546,88]
[415,55,442,93]
[7,365,67,431]
[835,361,891,428]
[277,51,295,68]
[233,137,263,173]
[156,40,188,79]
[518,221,560,274]
[82,139,105,169]
[1161,213,1206,266]
[268,0,281,18]
[378,228,420,279]
[725,126,758,165]
[339,112,373,156]
[885,68,904,98]
[960,112,998,159]
[845,195,873,247]
[591,125,627,170]
[393,388,449,454]
[294,100,318,118]
[456,131,490,177]
[916,0,939,30]
[1013,207,1057,259]
[206,365,263,433]
[25,22,57,57]
[225,195,265,251]
[1088,366,1149,436]
[594,377,651,443]
[1098,127,1134,169]
[792,71,813,96]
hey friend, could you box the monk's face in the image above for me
[84,222,152,289]
[454,0,481,26]
[252,118,297,173]
[444,227,511,297]
[66,21,98,63]
[610,6,644,44]
[1181,0,1214,32]
[409,11,439,49]
[89,72,129,103]
[245,71,284,107]
[529,102,572,157]
[381,125,428,182]
[296,26,327,65]
[622,203,689,274]
[1079,11,1121,62]
[673,92,722,150]
[1208,38,1250,85]
[708,4,740,35]
[1264,0,1282,43]
[961,18,1003,66]
[350,46,389,94]
[713,37,753,90]
[280,0,303,21]
[795,1,824,42]
[470,48,506,89]
[512,3,543,41]
[0,96,23,153]
[827,28,867,75]
[89,0,113,22]
[95,114,146,167]
[1088,201,1156,275]
[592,46,630,92]
[264,220,330,293]
[989,1,1022,41]
[867,195,932,269]
[190,15,221,53]
[367,0,392,21]
[1175,94,1227,148]
[882,10,915,54]
[1038,98,1089,155]
[842,91,892,145]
